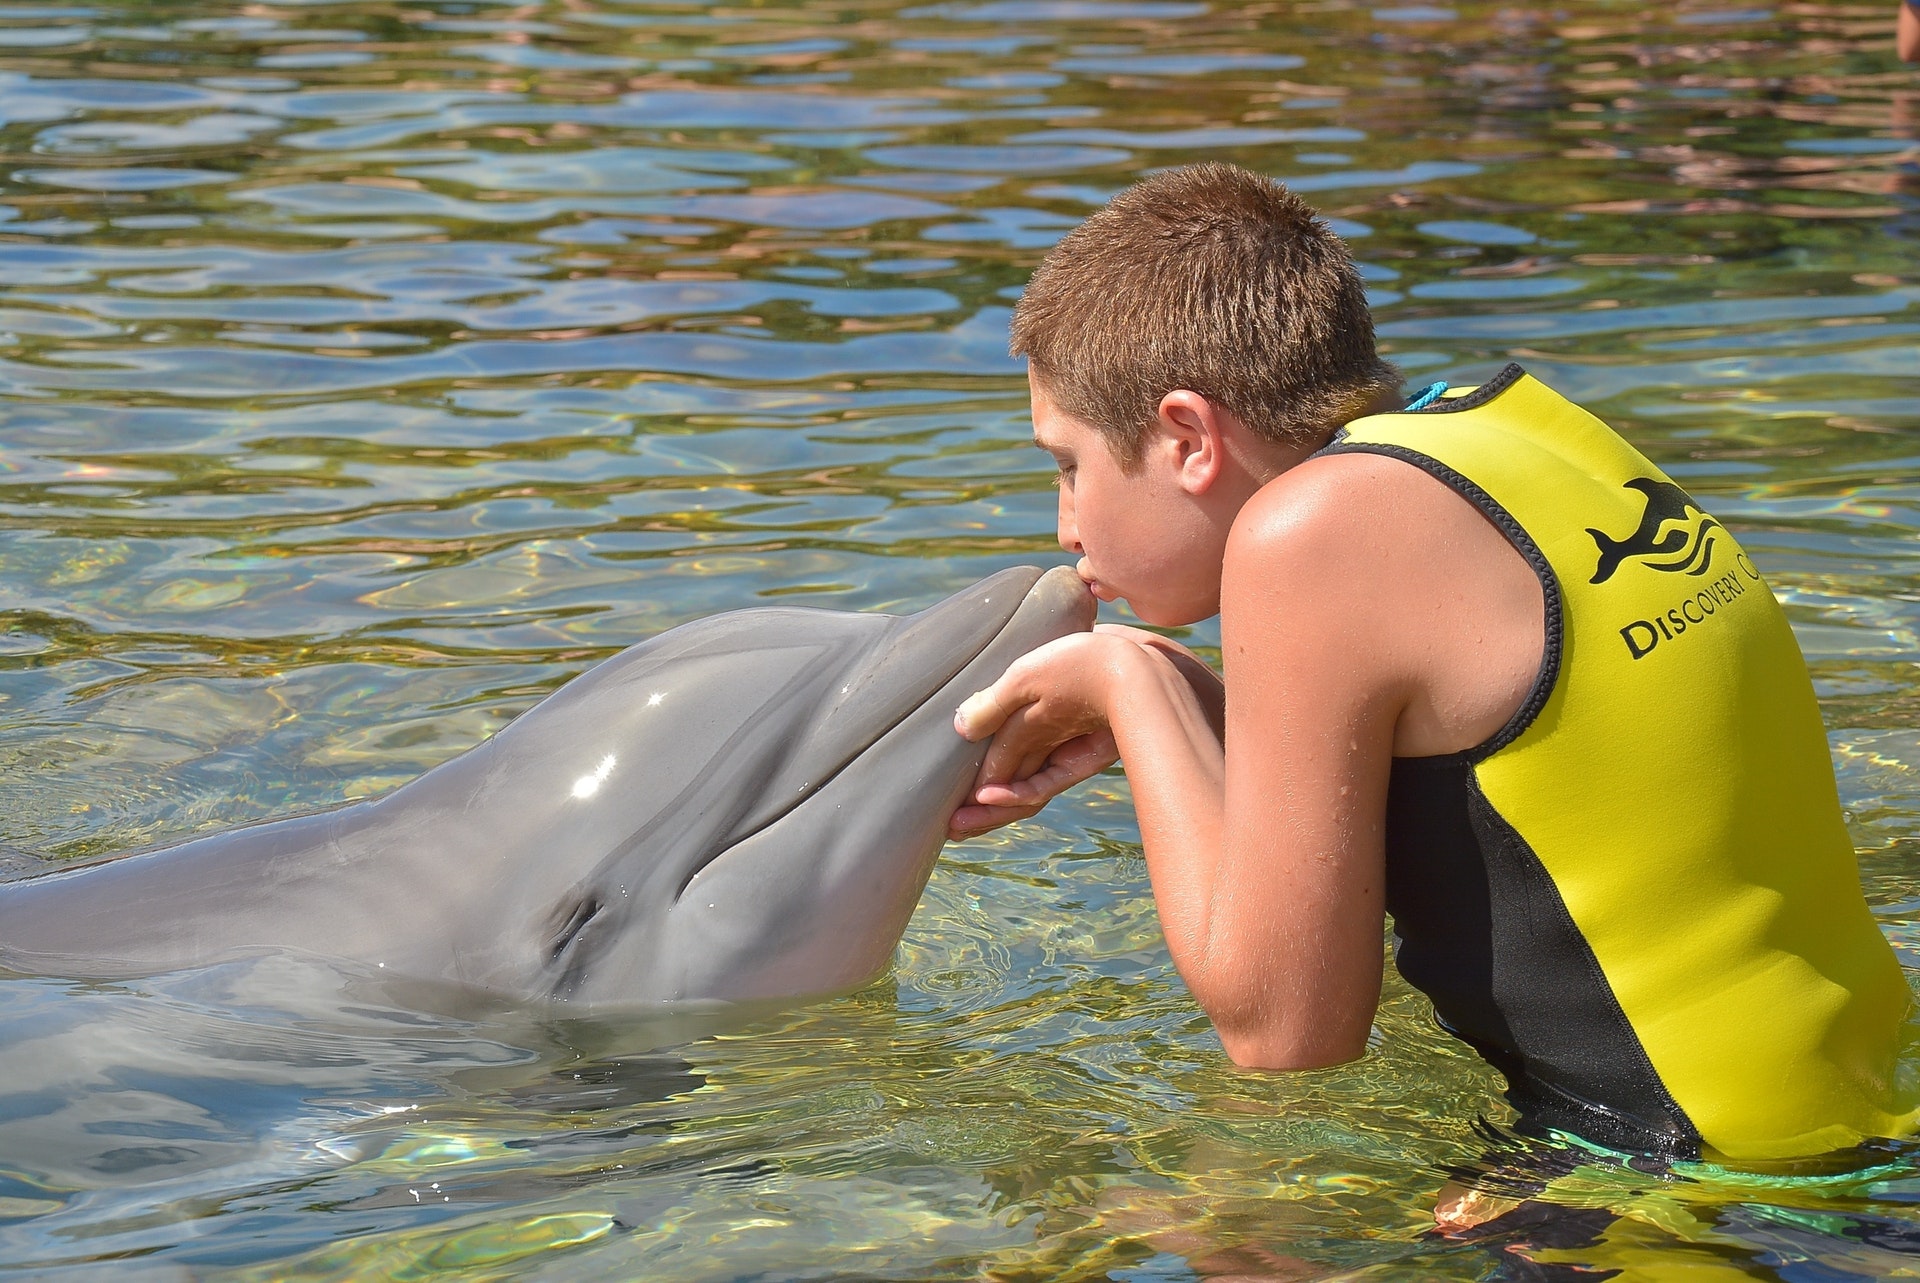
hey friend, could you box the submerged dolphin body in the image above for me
[0,566,1093,1008]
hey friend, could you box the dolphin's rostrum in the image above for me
[0,566,1095,1008]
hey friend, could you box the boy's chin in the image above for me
[1124,596,1211,629]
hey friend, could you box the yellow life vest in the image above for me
[1331,364,1913,1161]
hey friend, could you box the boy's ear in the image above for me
[1154,390,1225,494]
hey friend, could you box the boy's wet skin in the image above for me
[945,162,1914,1181]
[950,362,1544,1070]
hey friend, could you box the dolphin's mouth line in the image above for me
[662,584,1034,908]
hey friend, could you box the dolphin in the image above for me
[0,565,1093,1009]
[1587,477,1720,585]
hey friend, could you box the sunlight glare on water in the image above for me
[0,0,1918,1276]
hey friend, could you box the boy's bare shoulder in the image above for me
[1222,446,1544,755]
[1227,447,1483,571]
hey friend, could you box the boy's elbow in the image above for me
[1216,1022,1368,1071]
[1191,967,1382,1070]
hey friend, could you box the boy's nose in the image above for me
[1056,491,1082,554]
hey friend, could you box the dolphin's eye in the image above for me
[549,896,603,963]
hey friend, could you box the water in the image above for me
[0,0,1915,1275]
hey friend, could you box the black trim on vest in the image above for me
[1386,756,1702,1160]
[1325,367,1702,1158]
[1312,437,1561,762]
[1405,362,1527,414]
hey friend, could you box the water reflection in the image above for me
[1,0,1918,1275]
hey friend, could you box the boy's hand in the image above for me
[947,631,1127,838]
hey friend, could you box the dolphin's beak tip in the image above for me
[1031,564,1097,631]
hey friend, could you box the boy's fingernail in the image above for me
[954,691,989,736]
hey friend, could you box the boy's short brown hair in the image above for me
[1011,162,1400,465]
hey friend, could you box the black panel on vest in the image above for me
[1386,754,1702,1159]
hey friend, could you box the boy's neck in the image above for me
[1357,386,1410,421]
[1249,387,1409,487]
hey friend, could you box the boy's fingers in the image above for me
[1051,733,1119,782]
[974,778,1044,807]
[980,751,1103,807]
[957,642,1068,740]
[954,682,1015,741]
[974,704,1041,786]
[1006,739,1057,786]
[947,799,1044,839]
[975,732,1118,807]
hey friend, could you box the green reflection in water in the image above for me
[0,0,1917,1275]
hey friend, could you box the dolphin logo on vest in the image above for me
[1587,478,1722,585]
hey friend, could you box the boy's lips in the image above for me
[1075,558,1116,602]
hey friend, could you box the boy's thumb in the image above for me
[954,687,1005,740]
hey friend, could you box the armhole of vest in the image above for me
[1315,439,1564,765]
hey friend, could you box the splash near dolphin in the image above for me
[0,566,1094,1009]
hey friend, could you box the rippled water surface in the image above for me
[1,0,1918,1276]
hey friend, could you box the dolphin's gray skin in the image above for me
[0,565,1093,1008]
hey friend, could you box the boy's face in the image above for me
[1029,374,1225,627]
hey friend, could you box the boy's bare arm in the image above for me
[952,488,1406,1066]
[953,539,1396,1067]
[1192,455,1539,1066]
[1902,0,1919,61]
[1088,624,1226,742]
[1192,469,1406,1068]
[948,624,1222,837]
[954,453,1541,1072]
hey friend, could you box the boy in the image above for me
[949,162,1913,1163]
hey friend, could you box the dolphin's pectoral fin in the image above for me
[545,894,606,997]
[549,897,602,962]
